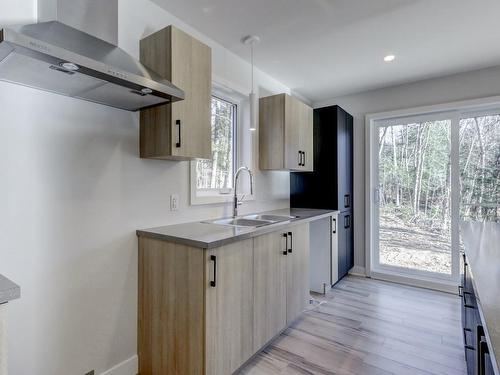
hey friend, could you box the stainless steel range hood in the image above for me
[0,21,184,111]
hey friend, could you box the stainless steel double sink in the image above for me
[206,214,297,228]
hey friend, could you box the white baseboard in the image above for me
[100,355,138,375]
[348,265,366,277]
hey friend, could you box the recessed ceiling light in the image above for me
[60,62,79,71]
[384,55,396,62]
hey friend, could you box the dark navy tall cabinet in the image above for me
[290,105,354,280]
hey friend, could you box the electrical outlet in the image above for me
[170,194,179,211]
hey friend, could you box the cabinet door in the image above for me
[205,240,254,375]
[259,94,286,170]
[346,113,354,208]
[337,212,348,279]
[285,97,313,171]
[301,103,314,171]
[138,238,205,375]
[309,217,332,294]
[171,27,212,159]
[286,223,310,324]
[140,26,211,160]
[331,215,339,285]
[253,231,288,350]
[345,212,354,270]
[337,108,353,211]
[285,95,303,171]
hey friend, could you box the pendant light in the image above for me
[242,35,260,131]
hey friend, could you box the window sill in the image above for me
[190,191,255,206]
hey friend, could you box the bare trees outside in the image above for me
[196,96,236,191]
[378,120,452,274]
[378,114,499,275]
[459,115,500,222]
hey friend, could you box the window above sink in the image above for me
[190,83,255,206]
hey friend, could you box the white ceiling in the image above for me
[152,0,500,103]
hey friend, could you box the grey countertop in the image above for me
[461,221,500,375]
[0,274,20,305]
[137,208,336,249]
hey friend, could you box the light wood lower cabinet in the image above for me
[138,238,205,375]
[285,224,310,324]
[253,231,287,350]
[205,240,254,375]
[138,223,310,375]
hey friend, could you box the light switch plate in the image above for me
[170,194,179,211]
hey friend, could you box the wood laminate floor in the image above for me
[238,276,466,375]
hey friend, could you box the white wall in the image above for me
[0,0,37,25]
[0,1,292,374]
[314,65,500,270]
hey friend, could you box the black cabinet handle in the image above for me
[344,215,351,229]
[283,233,288,255]
[175,119,181,148]
[297,151,305,166]
[344,194,351,208]
[332,218,337,234]
[210,255,217,287]
[463,327,475,351]
[288,231,293,253]
[463,293,475,309]
[459,283,472,296]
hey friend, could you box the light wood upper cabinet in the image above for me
[140,25,212,160]
[259,93,313,171]
[205,240,254,375]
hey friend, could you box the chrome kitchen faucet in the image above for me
[233,167,254,217]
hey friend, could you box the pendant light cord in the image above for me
[251,43,254,94]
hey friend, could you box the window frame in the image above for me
[365,95,500,292]
[190,85,253,205]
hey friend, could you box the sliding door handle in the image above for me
[344,194,351,208]
[477,325,487,375]
[344,215,351,229]
[478,341,489,375]
[210,255,217,287]
[175,119,181,148]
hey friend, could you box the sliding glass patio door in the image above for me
[373,113,456,282]
[459,112,500,222]
[370,107,500,287]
